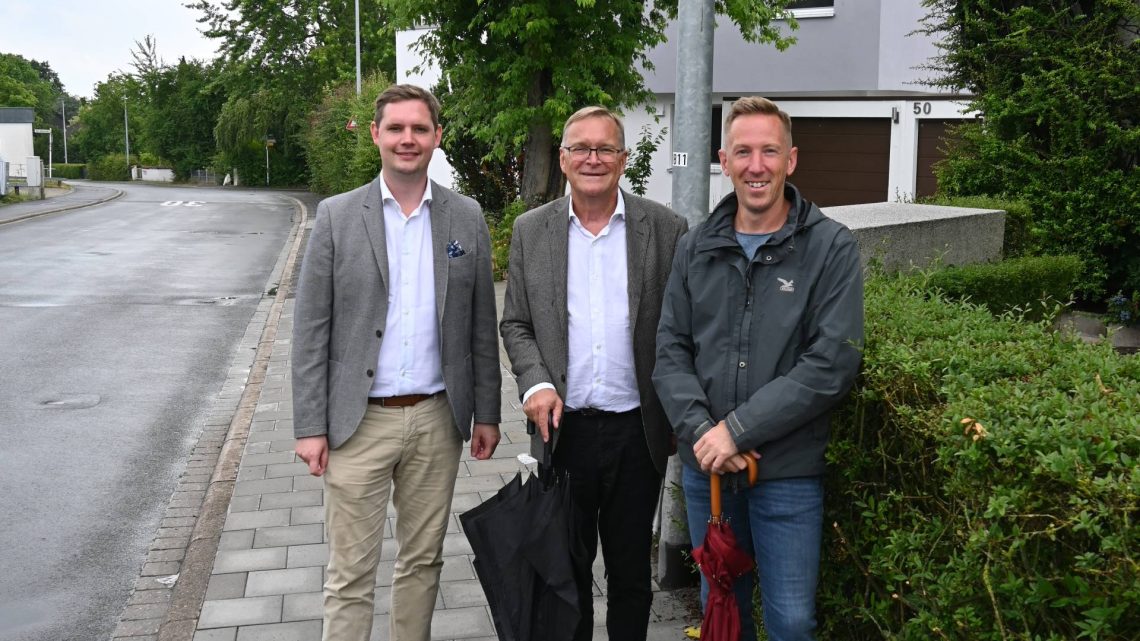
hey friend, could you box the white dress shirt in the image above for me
[522,192,639,411]
[370,177,445,397]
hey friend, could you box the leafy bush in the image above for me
[51,164,86,179]
[302,72,387,195]
[921,1,1140,301]
[921,255,1083,319]
[820,274,1139,640]
[87,154,133,181]
[490,199,528,281]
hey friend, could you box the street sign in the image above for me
[346,119,357,131]
[34,128,51,134]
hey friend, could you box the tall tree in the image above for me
[385,0,798,207]
[69,74,147,163]
[147,57,228,178]
[188,0,398,185]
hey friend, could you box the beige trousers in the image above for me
[322,394,462,641]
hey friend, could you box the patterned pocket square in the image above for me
[446,240,466,258]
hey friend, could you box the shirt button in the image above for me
[376,330,382,337]
[366,369,374,377]
[739,361,747,368]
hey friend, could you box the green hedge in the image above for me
[51,163,86,179]
[88,154,132,181]
[921,255,1083,319]
[490,199,528,281]
[302,72,387,195]
[820,274,1139,640]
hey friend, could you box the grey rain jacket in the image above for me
[653,184,864,480]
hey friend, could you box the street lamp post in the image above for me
[265,135,275,186]
[61,99,68,164]
[123,96,131,179]
[33,128,53,178]
[355,0,362,95]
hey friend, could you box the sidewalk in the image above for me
[113,199,698,641]
[0,180,122,225]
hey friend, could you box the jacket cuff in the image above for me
[293,425,328,439]
[726,411,749,448]
[692,419,714,441]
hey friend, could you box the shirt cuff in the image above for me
[521,382,556,405]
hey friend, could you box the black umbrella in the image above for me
[460,419,586,641]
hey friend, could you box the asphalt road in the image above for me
[0,184,296,641]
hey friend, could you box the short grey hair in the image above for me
[560,106,626,149]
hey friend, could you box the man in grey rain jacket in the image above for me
[653,97,863,641]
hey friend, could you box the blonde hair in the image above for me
[561,106,626,149]
[724,96,793,147]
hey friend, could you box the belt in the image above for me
[368,393,437,407]
[563,407,640,418]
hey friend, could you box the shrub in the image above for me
[51,164,86,179]
[302,72,387,195]
[490,199,528,281]
[820,274,1139,640]
[921,255,1083,319]
[87,154,133,181]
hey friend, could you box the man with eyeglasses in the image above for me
[500,106,687,640]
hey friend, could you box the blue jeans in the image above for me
[682,464,824,641]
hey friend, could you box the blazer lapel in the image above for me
[361,176,389,293]
[548,199,570,347]
[624,191,650,333]
[429,181,451,327]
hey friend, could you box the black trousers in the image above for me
[552,408,663,641]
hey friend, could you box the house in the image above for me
[397,0,975,207]
[0,107,36,178]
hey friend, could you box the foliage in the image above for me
[920,255,1083,320]
[51,164,86,179]
[145,57,227,179]
[0,53,79,163]
[490,199,530,281]
[385,0,799,207]
[820,273,1140,640]
[189,0,398,186]
[1105,291,1139,326]
[88,153,134,181]
[70,75,146,165]
[434,83,520,218]
[301,72,387,195]
[625,123,667,196]
[919,0,1140,301]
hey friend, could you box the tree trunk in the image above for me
[519,69,564,207]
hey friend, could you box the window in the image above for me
[788,0,835,18]
[710,104,723,160]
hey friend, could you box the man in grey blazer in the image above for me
[500,106,687,641]
[292,84,501,641]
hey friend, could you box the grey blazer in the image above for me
[499,191,687,475]
[292,176,501,448]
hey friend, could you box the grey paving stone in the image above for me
[199,595,282,628]
[120,602,171,621]
[228,495,262,513]
[238,465,267,481]
[142,562,182,577]
[213,548,287,574]
[205,573,247,600]
[439,579,489,609]
[243,451,297,467]
[235,620,321,641]
[113,618,161,637]
[127,588,172,606]
[292,475,324,491]
[245,442,272,455]
[430,606,494,639]
[245,566,324,596]
[452,475,512,494]
[290,505,325,526]
[193,626,237,641]
[286,543,328,568]
[449,493,483,513]
[233,477,293,496]
[223,508,291,531]
[147,548,186,563]
[465,457,527,476]
[265,462,309,478]
[282,591,323,622]
[253,523,324,548]
[260,489,322,510]
[440,532,472,556]
[219,530,255,551]
[150,536,190,551]
[162,517,198,529]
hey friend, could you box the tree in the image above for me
[385,0,798,207]
[0,53,79,163]
[69,74,147,164]
[920,0,1140,299]
[147,57,227,178]
[188,0,398,185]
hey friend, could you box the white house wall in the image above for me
[394,27,456,190]
[0,123,35,177]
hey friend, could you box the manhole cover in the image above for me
[36,394,101,409]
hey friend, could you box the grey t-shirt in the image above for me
[736,231,773,260]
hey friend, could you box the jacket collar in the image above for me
[694,183,817,255]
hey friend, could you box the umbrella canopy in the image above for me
[692,459,759,641]
[460,421,585,641]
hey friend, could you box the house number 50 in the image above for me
[912,102,932,115]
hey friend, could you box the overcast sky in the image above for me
[2,0,220,99]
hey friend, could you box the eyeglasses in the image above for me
[561,145,624,162]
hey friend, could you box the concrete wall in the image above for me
[824,202,1006,272]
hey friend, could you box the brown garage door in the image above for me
[790,118,890,206]
[916,119,966,199]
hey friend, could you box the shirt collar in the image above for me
[568,190,625,225]
[379,175,433,215]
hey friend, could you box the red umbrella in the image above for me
[692,458,758,641]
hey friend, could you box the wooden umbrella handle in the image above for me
[709,456,759,525]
